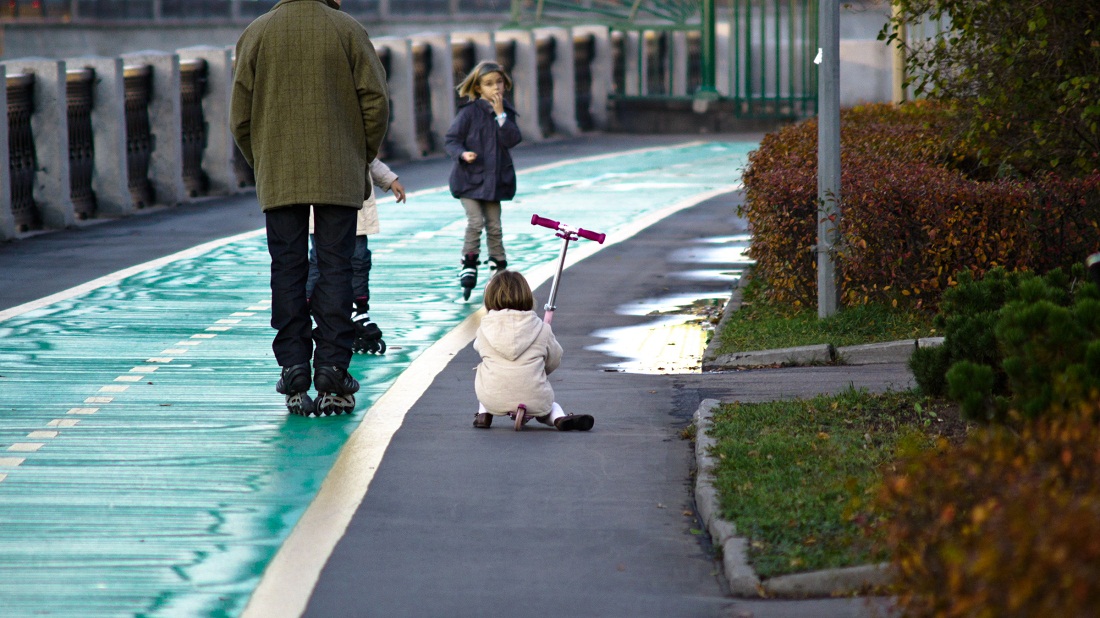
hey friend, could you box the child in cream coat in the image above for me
[307,158,406,353]
[472,270,594,431]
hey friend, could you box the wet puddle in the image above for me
[588,235,752,374]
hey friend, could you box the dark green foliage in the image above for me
[910,268,1020,399]
[909,345,949,397]
[945,360,995,422]
[913,265,1100,423]
[883,1,1100,176]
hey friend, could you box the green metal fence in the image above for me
[512,0,818,119]
[729,0,818,118]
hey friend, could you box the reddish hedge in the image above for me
[740,102,1100,311]
[874,400,1100,616]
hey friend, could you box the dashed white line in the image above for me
[8,443,44,453]
[47,419,80,428]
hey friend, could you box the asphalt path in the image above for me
[296,169,898,617]
[0,133,898,617]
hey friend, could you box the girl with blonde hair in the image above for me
[445,60,522,300]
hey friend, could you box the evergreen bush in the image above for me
[911,266,1100,422]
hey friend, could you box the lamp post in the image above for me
[817,0,840,318]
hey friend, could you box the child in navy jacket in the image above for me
[444,60,523,300]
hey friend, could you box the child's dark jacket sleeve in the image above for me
[444,107,470,161]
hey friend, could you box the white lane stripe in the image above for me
[28,431,59,439]
[8,443,44,452]
[242,182,743,618]
[0,457,26,466]
[47,419,80,427]
[67,407,99,414]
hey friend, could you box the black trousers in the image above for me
[265,204,357,370]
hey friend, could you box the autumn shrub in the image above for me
[740,102,1100,312]
[874,400,1100,617]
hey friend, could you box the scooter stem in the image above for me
[543,234,572,324]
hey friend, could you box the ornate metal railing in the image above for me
[452,38,477,112]
[1,0,513,21]
[7,72,39,232]
[535,34,556,136]
[179,57,209,197]
[123,64,155,209]
[411,41,434,156]
[572,32,595,130]
[66,67,97,219]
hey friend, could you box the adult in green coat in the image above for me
[231,0,389,417]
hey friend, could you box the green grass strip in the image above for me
[714,286,936,356]
[707,388,940,578]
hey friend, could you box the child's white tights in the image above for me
[478,401,566,422]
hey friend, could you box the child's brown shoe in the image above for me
[473,412,493,428]
[554,414,594,431]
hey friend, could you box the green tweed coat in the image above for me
[231,0,389,211]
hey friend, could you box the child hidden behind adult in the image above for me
[445,60,522,300]
[472,270,594,431]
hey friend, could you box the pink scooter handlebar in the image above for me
[530,214,606,244]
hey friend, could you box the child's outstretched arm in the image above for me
[369,159,406,202]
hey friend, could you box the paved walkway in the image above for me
[0,134,894,617]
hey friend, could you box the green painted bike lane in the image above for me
[0,141,754,617]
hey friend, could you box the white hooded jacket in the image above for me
[473,309,562,417]
[308,158,400,235]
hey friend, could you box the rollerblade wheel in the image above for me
[286,392,315,417]
[513,404,526,431]
[316,393,356,416]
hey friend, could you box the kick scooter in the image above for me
[503,215,606,431]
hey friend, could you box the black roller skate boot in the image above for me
[459,253,479,301]
[276,362,314,416]
[351,297,386,354]
[313,365,360,416]
[487,256,507,275]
